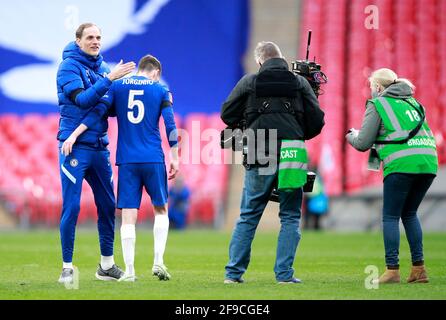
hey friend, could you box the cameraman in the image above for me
[221,41,324,284]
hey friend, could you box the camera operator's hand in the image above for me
[346,128,359,136]
[345,128,359,144]
[107,59,136,81]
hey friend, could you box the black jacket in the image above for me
[220,58,325,141]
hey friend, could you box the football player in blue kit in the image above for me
[56,23,135,284]
[62,55,179,282]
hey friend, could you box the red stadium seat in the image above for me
[299,0,446,195]
[9,0,446,224]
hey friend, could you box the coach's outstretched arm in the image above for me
[58,59,134,109]
[60,82,117,156]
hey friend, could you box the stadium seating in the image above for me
[440,0,446,162]
[344,0,376,193]
[301,0,446,194]
[0,113,229,226]
[1,0,445,224]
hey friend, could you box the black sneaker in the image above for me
[95,264,124,281]
[58,268,74,284]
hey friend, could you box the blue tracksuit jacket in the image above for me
[56,41,112,147]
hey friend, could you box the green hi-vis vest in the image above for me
[370,96,438,178]
[278,140,308,191]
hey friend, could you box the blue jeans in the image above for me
[225,167,303,281]
[382,173,435,267]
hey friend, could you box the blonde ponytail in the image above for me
[369,68,415,91]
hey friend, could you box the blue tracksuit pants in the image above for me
[59,145,116,263]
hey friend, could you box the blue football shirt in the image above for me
[104,75,177,165]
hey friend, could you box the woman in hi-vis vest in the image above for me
[346,68,438,284]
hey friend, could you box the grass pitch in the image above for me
[0,229,445,300]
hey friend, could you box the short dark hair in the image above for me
[75,23,99,39]
[138,55,162,74]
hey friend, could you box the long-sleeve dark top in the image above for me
[221,58,324,141]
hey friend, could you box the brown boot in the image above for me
[407,265,429,283]
[372,268,400,284]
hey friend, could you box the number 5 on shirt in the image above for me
[128,89,145,124]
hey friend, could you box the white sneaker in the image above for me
[58,268,74,284]
[118,273,137,282]
[224,278,244,284]
[152,264,171,281]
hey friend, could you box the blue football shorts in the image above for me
[117,163,168,208]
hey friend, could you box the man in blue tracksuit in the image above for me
[62,55,179,282]
[56,23,135,283]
